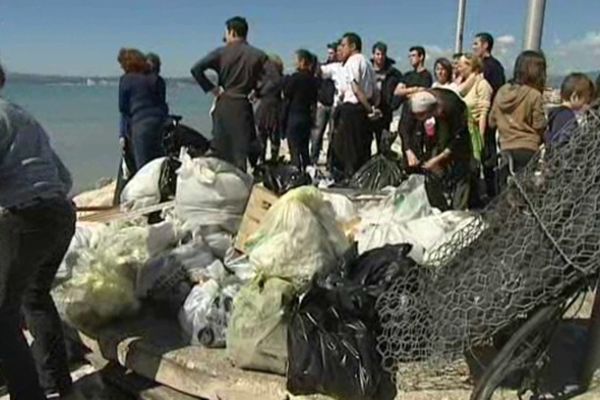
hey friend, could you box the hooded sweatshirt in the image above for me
[489,83,546,152]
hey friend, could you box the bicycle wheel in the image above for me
[470,304,560,400]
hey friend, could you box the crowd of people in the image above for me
[1,13,600,400]
[187,17,599,209]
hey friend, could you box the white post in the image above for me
[523,0,547,50]
[454,0,467,54]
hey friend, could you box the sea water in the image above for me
[3,81,213,192]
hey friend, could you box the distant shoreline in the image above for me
[7,73,198,86]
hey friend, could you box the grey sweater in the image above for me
[0,97,72,209]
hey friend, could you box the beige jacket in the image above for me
[489,83,546,152]
[463,74,492,123]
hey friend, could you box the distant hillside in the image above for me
[547,71,599,88]
[6,72,197,86]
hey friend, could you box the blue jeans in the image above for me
[0,198,75,400]
[130,116,167,170]
[310,103,332,165]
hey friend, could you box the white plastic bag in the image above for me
[247,186,350,289]
[175,153,253,233]
[358,174,434,226]
[178,278,241,348]
[358,211,478,264]
[322,192,357,224]
[120,157,167,211]
[62,222,178,328]
[178,281,220,345]
[56,222,107,284]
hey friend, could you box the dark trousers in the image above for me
[257,125,280,163]
[330,103,372,180]
[287,113,312,171]
[310,103,332,164]
[130,116,167,170]
[503,148,536,174]
[212,96,256,172]
[482,127,499,198]
[0,198,76,400]
[372,114,393,154]
[425,162,473,211]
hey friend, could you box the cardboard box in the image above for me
[235,185,279,253]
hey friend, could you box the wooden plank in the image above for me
[72,314,330,400]
[78,201,175,223]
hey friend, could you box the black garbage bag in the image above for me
[163,118,211,158]
[287,287,395,400]
[255,161,312,195]
[286,244,416,400]
[349,154,406,191]
[158,157,182,202]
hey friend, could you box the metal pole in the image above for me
[523,0,547,50]
[454,0,467,54]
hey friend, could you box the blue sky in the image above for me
[1,0,600,76]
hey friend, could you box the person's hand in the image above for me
[407,87,425,97]
[368,107,383,121]
[405,150,419,167]
[212,86,224,99]
[248,90,257,103]
[394,83,407,96]
[423,157,443,174]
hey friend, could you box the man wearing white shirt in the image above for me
[330,32,379,180]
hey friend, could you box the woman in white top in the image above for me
[432,58,458,92]
[456,53,493,162]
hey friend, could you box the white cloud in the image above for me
[496,35,516,46]
[546,31,600,74]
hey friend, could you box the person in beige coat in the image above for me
[489,50,547,174]
[457,53,493,162]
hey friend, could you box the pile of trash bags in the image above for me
[349,154,406,191]
[56,151,482,400]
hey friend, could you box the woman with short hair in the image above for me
[432,57,456,90]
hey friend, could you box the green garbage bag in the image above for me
[226,276,296,375]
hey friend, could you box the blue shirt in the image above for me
[0,97,72,209]
[545,105,577,146]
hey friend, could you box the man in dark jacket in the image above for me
[0,62,76,400]
[191,16,268,171]
[371,41,403,153]
[473,32,506,199]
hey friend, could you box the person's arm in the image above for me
[532,93,547,138]
[191,47,222,95]
[394,82,423,97]
[351,80,373,112]
[388,71,404,110]
[456,73,478,97]
[0,106,12,164]
[478,80,493,138]
[157,76,167,104]
[488,95,499,129]
[398,107,420,167]
[118,76,130,116]
[282,74,295,99]
[320,63,334,80]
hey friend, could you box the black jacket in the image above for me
[372,58,403,122]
